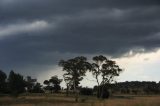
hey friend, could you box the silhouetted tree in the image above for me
[49,75,62,93]
[91,55,106,98]
[90,55,122,98]
[43,80,50,91]
[43,76,62,93]
[31,83,44,93]
[8,70,26,96]
[25,76,37,93]
[0,70,7,93]
[44,80,50,86]
[59,56,91,102]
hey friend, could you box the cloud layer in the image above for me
[0,0,160,79]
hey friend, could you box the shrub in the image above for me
[80,88,93,95]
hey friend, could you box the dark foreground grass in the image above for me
[0,94,160,106]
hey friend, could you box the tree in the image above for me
[91,55,122,98]
[49,75,62,93]
[44,80,50,86]
[25,76,37,93]
[59,56,91,102]
[43,80,52,93]
[43,76,62,93]
[8,70,26,96]
[91,55,106,98]
[0,70,7,93]
[31,83,44,93]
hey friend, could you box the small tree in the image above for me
[91,55,122,98]
[59,56,91,102]
[49,75,62,93]
[43,76,62,93]
[44,80,50,86]
[26,76,37,93]
[31,83,44,93]
[43,80,53,93]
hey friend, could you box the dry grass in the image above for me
[0,95,160,106]
[104,96,160,106]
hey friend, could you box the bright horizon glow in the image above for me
[116,49,160,83]
[37,49,160,88]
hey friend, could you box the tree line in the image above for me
[109,81,160,95]
[0,70,44,96]
[0,55,123,102]
[0,70,63,96]
[0,55,122,101]
[1,54,160,102]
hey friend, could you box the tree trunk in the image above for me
[74,80,78,102]
[75,93,78,102]
[100,77,105,98]
[101,85,104,98]
[66,84,69,96]
[96,76,100,98]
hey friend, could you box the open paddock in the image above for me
[0,94,160,106]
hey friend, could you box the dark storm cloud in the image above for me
[0,0,160,23]
[0,0,160,75]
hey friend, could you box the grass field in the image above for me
[0,94,160,106]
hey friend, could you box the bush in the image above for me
[80,88,93,95]
[102,90,109,99]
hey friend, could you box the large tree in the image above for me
[91,55,122,98]
[59,56,91,102]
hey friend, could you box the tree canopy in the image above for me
[59,56,91,102]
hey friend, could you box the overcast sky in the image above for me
[0,0,160,87]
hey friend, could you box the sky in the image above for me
[0,0,160,87]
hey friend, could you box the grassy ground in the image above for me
[0,94,160,106]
